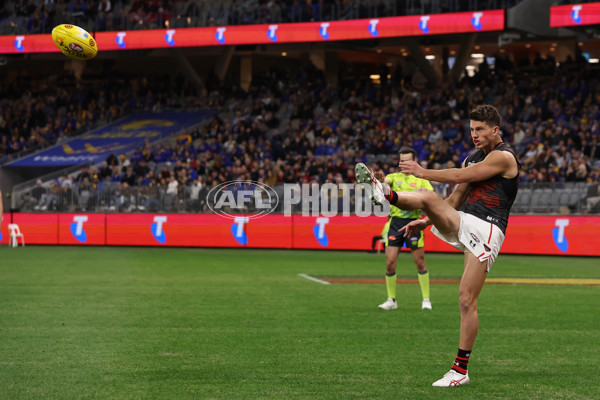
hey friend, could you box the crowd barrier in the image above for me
[1,213,598,256]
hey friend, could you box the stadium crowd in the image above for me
[0,67,206,163]
[1,0,525,35]
[8,48,600,213]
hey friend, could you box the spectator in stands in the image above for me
[115,181,134,212]
[164,174,179,210]
[188,177,203,210]
[78,176,93,211]
[35,180,62,211]
[74,166,92,184]
[140,178,160,211]
[21,179,47,211]
[60,175,73,190]
[98,162,113,181]
[121,165,137,186]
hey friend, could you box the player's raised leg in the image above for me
[355,163,460,236]
[355,163,388,205]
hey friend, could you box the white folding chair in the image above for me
[8,224,25,247]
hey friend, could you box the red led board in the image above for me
[105,213,236,247]
[292,214,384,250]
[0,10,504,54]
[58,213,106,245]
[550,3,600,27]
[6,213,599,256]
[11,213,59,245]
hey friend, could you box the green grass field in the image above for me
[0,246,599,399]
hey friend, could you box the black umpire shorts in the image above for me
[387,217,424,250]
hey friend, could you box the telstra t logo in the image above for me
[164,30,176,46]
[419,16,430,34]
[151,216,167,244]
[319,23,330,40]
[71,215,88,243]
[116,32,126,48]
[231,217,249,246]
[471,12,483,30]
[571,5,583,24]
[313,217,329,247]
[571,5,582,24]
[267,25,278,41]
[368,19,379,37]
[215,27,227,44]
[552,218,569,252]
[14,36,25,52]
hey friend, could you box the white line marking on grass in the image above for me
[298,273,330,285]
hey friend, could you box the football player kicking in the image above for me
[356,105,520,387]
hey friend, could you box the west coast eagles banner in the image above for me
[7,111,213,167]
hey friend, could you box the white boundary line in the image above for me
[298,273,330,285]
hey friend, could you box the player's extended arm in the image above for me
[399,150,517,184]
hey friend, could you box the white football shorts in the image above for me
[430,211,505,271]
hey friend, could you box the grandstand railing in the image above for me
[13,181,600,215]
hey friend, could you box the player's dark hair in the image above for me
[470,104,502,128]
[398,147,417,161]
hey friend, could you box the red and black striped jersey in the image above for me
[463,142,520,234]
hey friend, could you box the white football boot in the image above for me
[378,298,397,310]
[421,298,432,310]
[355,163,388,205]
[432,370,470,387]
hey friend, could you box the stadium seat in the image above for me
[375,154,388,163]
[568,188,584,209]
[531,188,553,213]
[557,189,571,207]
[513,188,532,213]
[8,224,25,248]
[162,193,176,211]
